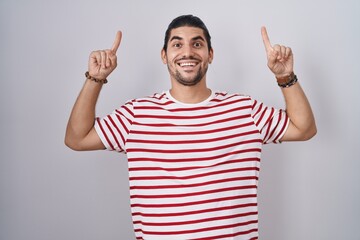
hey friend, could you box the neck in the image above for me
[169,80,211,104]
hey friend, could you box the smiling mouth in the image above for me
[177,62,198,68]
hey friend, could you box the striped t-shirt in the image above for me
[95,90,289,240]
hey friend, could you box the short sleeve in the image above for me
[94,100,134,152]
[251,98,289,144]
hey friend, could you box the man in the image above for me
[65,15,316,240]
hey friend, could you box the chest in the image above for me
[125,105,262,170]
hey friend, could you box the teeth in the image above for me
[179,62,196,67]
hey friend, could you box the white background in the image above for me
[1,0,359,239]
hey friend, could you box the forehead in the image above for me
[169,26,206,40]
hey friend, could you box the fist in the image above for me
[261,27,294,78]
[88,31,122,80]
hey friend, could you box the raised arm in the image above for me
[261,27,317,141]
[65,31,122,151]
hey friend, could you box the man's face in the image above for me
[161,26,213,86]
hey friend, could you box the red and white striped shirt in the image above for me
[95,91,289,240]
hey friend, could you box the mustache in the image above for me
[176,55,200,61]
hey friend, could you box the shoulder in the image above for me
[125,92,171,107]
[213,91,253,103]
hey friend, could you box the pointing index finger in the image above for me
[111,31,122,53]
[261,26,273,51]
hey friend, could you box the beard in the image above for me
[168,63,208,86]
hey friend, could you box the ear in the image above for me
[161,49,167,64]
[209,48,214,64]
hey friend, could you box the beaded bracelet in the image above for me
[85,71,108,84]
[276,72,298,88]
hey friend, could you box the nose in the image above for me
[182,44,194,58]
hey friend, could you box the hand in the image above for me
[261,27,293,78]
[88,31,122,80]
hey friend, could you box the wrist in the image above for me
[85,71,108,84]
[276,72,298,88]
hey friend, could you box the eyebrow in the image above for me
[170,36,183,42]
[169,35,206,42]
[192,36,206,42]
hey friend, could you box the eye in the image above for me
[173,43,182,48]
[194,42,202,48]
